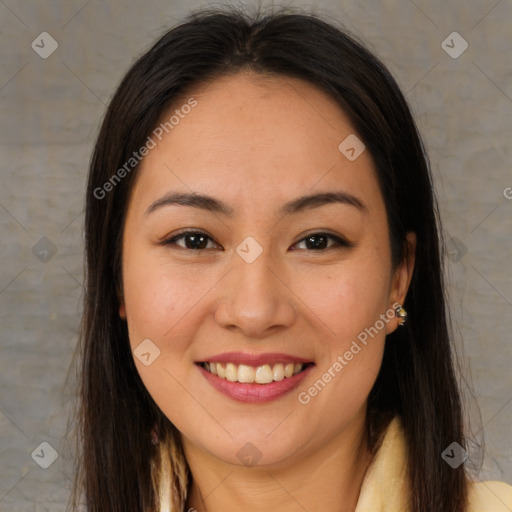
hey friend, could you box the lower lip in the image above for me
[197,364,314,403]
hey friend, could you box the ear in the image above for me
[119,300,127,320]
[387,232,416,334]
[118,289,127,320]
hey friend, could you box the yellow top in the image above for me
[354,416,512,511]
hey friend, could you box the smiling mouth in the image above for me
[198,361,314,384]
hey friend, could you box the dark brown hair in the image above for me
[69,5,469,511]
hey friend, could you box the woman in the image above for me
[70,6,512,512]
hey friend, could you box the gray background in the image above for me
[0,0,511,510]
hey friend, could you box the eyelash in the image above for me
[158,230,354,252]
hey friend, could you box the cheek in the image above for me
[294,266,388,420]
[122,245,210,348]
[296,253,391,343]
[292,252,391,407]
[121,251,210,432]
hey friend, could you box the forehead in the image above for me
[131,71,383,217]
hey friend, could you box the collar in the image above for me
[353,416,512,511]
[354,416,409,512]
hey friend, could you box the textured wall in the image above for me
[0,0,510,510]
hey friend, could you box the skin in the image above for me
[119,71,416,512]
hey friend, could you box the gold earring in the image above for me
[395,305,407,326]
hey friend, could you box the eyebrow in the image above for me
[144,190,367,217]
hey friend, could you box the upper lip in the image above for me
[197,352,313,366]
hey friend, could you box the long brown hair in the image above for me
[68,5,469,511]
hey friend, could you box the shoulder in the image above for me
[467,480,512,511]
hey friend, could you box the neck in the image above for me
[183,411,372,512]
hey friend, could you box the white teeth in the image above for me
[237,364,255,383]
[203,361,308,383]
[225,363,237,382]
[273,363,285,381]
[255,364,273,384]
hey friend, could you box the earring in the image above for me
[395,305,407,326]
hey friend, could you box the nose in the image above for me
[214,250,297,339]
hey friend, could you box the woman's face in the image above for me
[119,72,414,467]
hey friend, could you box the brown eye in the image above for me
[161,231,218,250]
[292,233,353,251]
[158,231,352,252]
